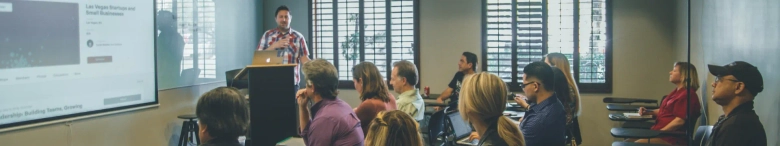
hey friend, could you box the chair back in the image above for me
[693,125,713,146]
[427,110,445,146]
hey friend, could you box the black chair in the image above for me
[611,125,712,146]
[177,114,200,146]
[225,68,248,89]
[426,110,446,146]
[611,141,671,146]
[693,126,713,146]
[622,121,655,129]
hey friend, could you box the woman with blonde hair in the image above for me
[630,62,701,145]
[460,72,525,146]
[352,62,397,135]
[364,110,424,146]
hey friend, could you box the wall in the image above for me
[263,0,310,43]
[677,0,780,145]
[0,0,260,145]
[577,0,678,145]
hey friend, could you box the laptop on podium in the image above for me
[232,50,286,80]
[252,50,286,65]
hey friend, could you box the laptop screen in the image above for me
[447,112,473,138]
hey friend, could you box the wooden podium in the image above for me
[234,64,298,146]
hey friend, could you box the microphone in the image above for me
[277,32,290,50]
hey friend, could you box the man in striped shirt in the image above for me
[257,5,312,90]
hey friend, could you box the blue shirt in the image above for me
[519,94,567,146]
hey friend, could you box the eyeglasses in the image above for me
[715,76,740,83]
[521,82,538,89]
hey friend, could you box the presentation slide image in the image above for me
[0,0,80,69]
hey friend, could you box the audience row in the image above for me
[192,55,767,146]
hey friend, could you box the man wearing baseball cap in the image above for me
[705,61,766,146]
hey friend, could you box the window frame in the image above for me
[308,0,421,89]
[156,0,217,79]
[480,0,613,93]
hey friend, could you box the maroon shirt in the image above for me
[354,95,398,135]
[302,98,364,146]
[651,88,701,144]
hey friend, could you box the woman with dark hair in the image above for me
[196,87,250,146]
[352,62,398,135]
[544,53,581,123]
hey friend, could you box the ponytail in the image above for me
[496,116,525,146]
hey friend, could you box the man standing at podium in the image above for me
[257,5,312,90]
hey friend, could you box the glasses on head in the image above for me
[521,82,537,89]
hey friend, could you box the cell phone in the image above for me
[507,92,515,100]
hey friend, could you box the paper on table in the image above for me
[623,113,652,119]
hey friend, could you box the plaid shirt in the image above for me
[257,28,309,85]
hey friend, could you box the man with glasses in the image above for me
[518,61,566,146]
[705,61,766,146]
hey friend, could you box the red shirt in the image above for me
[650,88,701,144]
[354,94,398,136]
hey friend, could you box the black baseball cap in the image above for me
[708,61,764,95]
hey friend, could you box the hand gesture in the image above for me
[271,39,290,49]
[514,94,529,108]
[638,107,647,116]
[433,98,444,111]
[296,89,308,107]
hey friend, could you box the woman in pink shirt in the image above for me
[352,62,397,135]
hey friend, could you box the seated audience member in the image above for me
[352,62,398,135]
[543,53,582,145]
[514,68,572,116]
[435,52,478,111]
[196,87,249,146]
[389,60,425,122]
[518,62,566,146]
[629,62,702,144]
[296,59,364,146]
[705,61,766,146]
[459,72,526,146]
[544,53,581,124]
[364,110,425,146]
[510,67,573,144]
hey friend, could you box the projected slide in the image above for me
[0,0,156,129]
